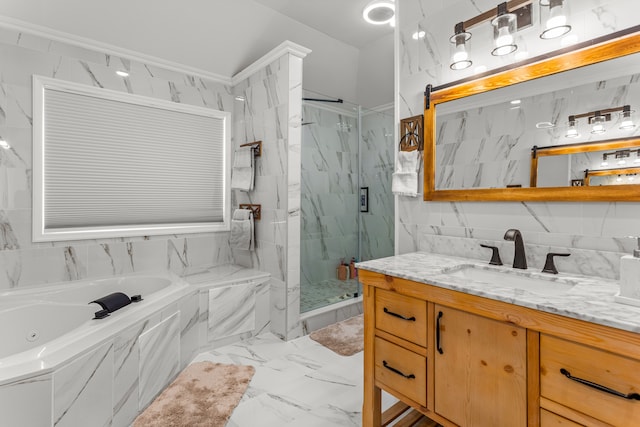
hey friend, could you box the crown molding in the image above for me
[231,40,311,85]
[0,15,233,85]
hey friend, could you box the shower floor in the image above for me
[301,278,359,313]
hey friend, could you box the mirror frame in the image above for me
[424,28,640,201]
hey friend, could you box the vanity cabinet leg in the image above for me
[363,284,382,426]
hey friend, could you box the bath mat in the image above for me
[309,314,364,356]
[133,361,255,427]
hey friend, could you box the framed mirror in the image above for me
[424,27,640,201]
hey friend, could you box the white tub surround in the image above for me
[0,272,198,427]
[182,264,271,350]
[357,252,640,333]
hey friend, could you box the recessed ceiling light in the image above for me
[0,137,10,150]
[412,31,426,40]
[510,99,521,105]
[116,70,129,77]
[235,95,246,102]
[362,0,395,25]
[535,122,555,129]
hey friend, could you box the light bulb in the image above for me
[620,107,635,130]
[452,43,469,63]
[601,160,609,167]
[540,0,571,39]
[449,23,472,70]
[496,26,514,48]
[491,10,517,56]
[591,115,606,134]
[546,5,567,30]
[565,127,579,138]
[618,159,627,165]
[617,175,623,182]
[565,117,579,138]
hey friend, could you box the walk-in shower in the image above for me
[300,90,394,313]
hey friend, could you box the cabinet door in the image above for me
[434,305,527,427]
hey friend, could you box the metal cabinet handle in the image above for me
[383,360,415,379]
[436,311,444,354]
[560,368,640,400]
[383,307,416,321]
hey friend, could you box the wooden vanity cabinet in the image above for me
[434,305,527,426]
[362,271,531,427]
[361,268,640,427]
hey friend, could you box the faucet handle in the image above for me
[542,252,570,274]
[480,244,503,266]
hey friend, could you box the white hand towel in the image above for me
[392,150,420,197]
[230,208,255,250]
[392,172,418,197]
[231,147,255,192]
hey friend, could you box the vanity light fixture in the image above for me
[449,22,472,70]
[447,1,534,70]
[620,105,636,130]
[564,105,633,138]
[565,115,579,138]
[539,0,571,40]
[491,3,517,56]
[590,112,607,134]
[0,136,10,150]
[362,0,395,26]
[616,149,631,165]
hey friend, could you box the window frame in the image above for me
[32,75,231,242]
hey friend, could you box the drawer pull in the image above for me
[436,311,444,354]
[560,368,640,401]
[383,307,416,321]
[383,360,416,379]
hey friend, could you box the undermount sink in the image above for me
[445,265,577,295]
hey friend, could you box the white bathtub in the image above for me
[0,272,192,386]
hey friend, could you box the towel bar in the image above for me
[239,203,261,220]
[239,141,262,157]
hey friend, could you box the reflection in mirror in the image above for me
[534,142,640,187]
[434,49,640,191]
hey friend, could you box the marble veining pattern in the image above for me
[0,25,235,291]
[357,252,640,333]
[53,341,114,427]
[208,283,256,340]
[397,0,640,281]
[191,331,397,426]
[138,312,180,410]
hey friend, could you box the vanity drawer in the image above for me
[374,337,427,406]
[540,334,640,426]
[540,410,583,427]
[375,288,427,347]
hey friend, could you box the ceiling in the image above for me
[254,0,394,48]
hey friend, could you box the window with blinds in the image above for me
[32,76,231,242]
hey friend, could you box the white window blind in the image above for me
[33,76,230,241]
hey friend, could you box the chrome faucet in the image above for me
[503,229,527,269]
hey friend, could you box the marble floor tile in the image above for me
[191,330,397,426]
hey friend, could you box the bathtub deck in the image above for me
[190,330,397,426]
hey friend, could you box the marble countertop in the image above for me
[356,252,640,334]
[182,264,270,287]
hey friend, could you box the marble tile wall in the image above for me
[436,64,640,189]
[232,52,305,340]
[397,0,640,278]
[360,108,395,261]
[0,26,235,290]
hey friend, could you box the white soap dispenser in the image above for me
[615,236,640,307]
